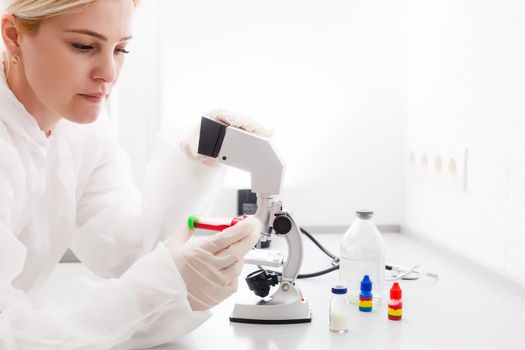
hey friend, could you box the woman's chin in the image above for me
[65,108,101,124]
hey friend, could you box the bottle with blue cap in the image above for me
[359,275,373,312]
[339,210,385,304]
[329,285,350,333]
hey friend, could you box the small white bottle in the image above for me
[329,285,350,333]
[339,210,385,304]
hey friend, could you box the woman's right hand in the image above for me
[164,217,261,311]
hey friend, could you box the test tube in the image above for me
[188,215,245,231]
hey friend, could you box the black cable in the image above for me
[259,227,340,279]
[297,266,339,279]
[300,227,338,260]
[298,227,340,278]
[297,227,340,278]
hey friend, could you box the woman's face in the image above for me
[17,0,135,124]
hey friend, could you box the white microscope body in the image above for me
[198,117,312,324]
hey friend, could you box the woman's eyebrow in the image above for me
[64,29,133,42]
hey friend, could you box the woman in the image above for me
[0,0,270,348]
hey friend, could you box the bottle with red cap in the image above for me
[387,282,402,321]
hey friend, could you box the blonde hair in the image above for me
[4,0,140,35]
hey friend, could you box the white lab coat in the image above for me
[0,62,226,349]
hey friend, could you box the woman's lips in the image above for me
[79,93,106,103]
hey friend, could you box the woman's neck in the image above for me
[3,55,58,136]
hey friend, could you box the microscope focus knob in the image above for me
[273,215,292,235]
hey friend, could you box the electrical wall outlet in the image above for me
[408,147,467,192]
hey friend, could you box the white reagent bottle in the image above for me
[339,210,385,304]
[329,285,350,333]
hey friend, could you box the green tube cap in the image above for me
[188,215,198,230]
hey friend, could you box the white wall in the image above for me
[112,0,163,186]
[404,0,525,284]
[157,0,408,227]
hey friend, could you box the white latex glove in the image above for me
[180,110,274,167]
[164,217,261,311]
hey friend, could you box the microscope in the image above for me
[198,116,312,324]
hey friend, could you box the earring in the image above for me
[11,55,19,65]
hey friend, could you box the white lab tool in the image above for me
[198,116,312,324]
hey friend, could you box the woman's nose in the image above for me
[92,52,118,83]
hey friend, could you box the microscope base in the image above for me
[229,315,311,324]
[229,294,312,324]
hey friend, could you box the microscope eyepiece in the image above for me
[198,116,227,158]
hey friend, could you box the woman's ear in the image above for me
[1,14,21,56]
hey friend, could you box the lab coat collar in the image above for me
[0,56,50,152]
[0,55,76,201]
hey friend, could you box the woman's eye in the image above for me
[115,48,130,54]
[72,43,93,51]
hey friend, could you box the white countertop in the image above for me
[45,233,525,350]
